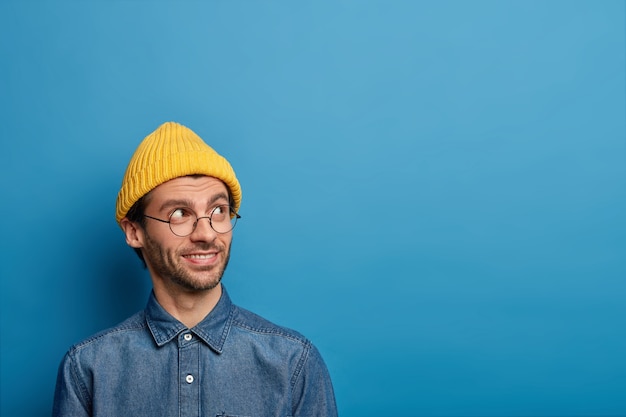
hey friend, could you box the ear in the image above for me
[120,218,144,249]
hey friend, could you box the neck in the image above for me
[152,282,223,328]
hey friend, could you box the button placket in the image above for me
[179,334,200,415]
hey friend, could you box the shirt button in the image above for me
[186,374,194,384]
[183,333,192,341]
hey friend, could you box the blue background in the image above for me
[1,1,625,416]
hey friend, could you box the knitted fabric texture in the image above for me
[115,121,241,225]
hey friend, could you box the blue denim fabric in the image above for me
[53,287,337,417]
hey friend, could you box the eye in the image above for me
[211,205,229,221]
[169,208,193,223]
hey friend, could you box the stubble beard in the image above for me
[143,233,231,292]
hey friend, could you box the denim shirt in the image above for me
[53,287,337,417]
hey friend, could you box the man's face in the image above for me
[134,176,233,293]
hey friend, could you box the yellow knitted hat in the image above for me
[115,121,242,225]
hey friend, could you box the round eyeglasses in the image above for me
[143,205,241,236]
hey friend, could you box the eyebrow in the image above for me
[158,193,230,214]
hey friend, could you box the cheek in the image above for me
[144,232,176,257]
[219,234,233,249]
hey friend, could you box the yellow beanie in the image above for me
[115,121,242,225]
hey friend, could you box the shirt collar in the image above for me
[145,286,235,353]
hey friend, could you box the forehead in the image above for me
[147,176,229,204]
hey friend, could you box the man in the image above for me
[53,121,337,416]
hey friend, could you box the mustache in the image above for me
[180,242,226,252]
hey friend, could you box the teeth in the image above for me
[186,254,215,259]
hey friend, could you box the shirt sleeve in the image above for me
[291,343,338,417]
[52,352,91,417]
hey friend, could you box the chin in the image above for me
[173,272,224,292]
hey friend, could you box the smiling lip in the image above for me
[182,252,219,265]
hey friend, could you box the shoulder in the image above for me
[230,305,311,347]
[66,310,147,355]
[227,304,336,408]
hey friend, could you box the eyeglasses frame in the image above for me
[143,204,241,236]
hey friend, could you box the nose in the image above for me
[189,216,217,242]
